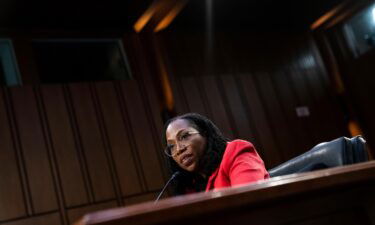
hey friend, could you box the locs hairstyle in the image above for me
[163,113,227,195]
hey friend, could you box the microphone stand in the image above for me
[154,171,180,204]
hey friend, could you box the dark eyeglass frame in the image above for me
[164,131,200,157]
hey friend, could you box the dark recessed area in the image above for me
[32,40,131,84]
[0,60,5,85]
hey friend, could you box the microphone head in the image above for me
[172,171,181,178]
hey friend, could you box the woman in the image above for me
[164,113,269,195]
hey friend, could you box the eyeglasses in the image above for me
[164,131,200,157]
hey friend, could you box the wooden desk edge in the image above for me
[76,161,375,225]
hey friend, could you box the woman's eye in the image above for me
[180,133,189,140]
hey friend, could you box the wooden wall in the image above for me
[0,31,352,225]
[317,18,375,152]
[0,81,166,225]
[159,33,348,168]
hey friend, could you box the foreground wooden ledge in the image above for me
[76,161,375,225]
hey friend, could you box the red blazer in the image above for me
[206,140,269,191]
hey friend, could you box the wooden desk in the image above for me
[76,161,375,225]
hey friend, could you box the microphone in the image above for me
[154,171,180,203]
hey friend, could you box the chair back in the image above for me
[269,136,368,177]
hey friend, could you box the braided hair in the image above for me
[163,113,228,195]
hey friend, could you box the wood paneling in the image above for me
[0,31,352,225]
[255,72,294,162]
[0,35,169,225]
[120,80,164,191]
[123,35,166,149]
[10,86,58,213]
[94,82,142,197]
[2,213,61,225]
[312,2,375,152]
[40,85,88,207]
[345,52,375,150]
[289,58,320,148]
[220,74,257,145]
[0,79,167,225]
[239,74,282,167]
[0,88,26,220]
[201,76,234,139]
[180,76,208,116]
[68,83,116,202]
[168,73,189,115]
[300,54,343,140]
[271,69,312,157]
[160,33,348,166]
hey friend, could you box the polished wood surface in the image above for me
[0,80,166,225]
[76,161,375,225]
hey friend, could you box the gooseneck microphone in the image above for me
[154,171,180,204]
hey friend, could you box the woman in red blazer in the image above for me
[164,113,269,195]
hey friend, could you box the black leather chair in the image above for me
[268,136,369,177]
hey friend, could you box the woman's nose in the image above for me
[176,142,187,155]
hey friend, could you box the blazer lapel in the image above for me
[206,167,219,191]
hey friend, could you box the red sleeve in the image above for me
[226,141,269,186]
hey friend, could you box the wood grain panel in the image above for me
[294,40,346,142]
[161,36,190,115]
[159,33,349,164]
[346,58,375,145]
[124,36,168,181]
[2,212,61,225]
[219,75,257,143]
[40,85,88,207]
[201,76,234,139]
[94,82,142,196]
[301,56,344,140]
[68,83,115,202]
[135,55,166,155]
[136,77,168,181]
[68,201,117,224]
[239,74,283,167]
[294,44,345,142]
[312,37,349,139]
[10,86,58,213]
[180,76,208,116]
[288,61,319,148]
[123,35,165,146]
[119,80,164,191]
[254,72,295,160]
[309,39,332,91]
[168,75,189,115]
[0,88,26,220]
[272,70,311,157]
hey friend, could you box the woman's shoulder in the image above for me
[224,139,257,158]
[220,139,258,172]
[226,139,255,149]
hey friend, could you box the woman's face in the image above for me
[166,119,207,172]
